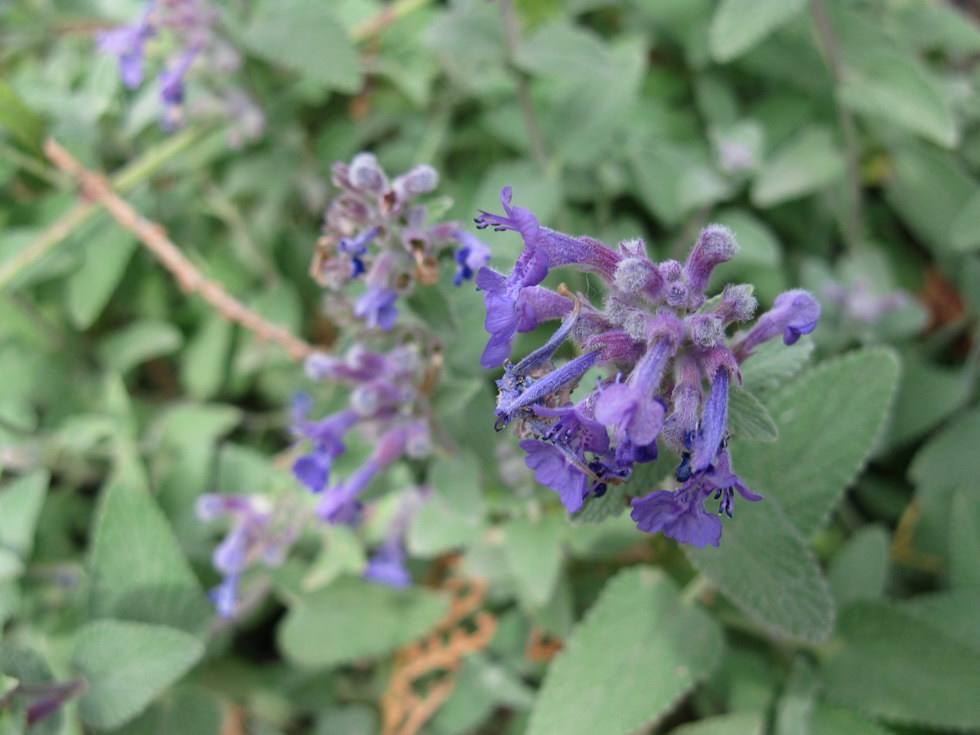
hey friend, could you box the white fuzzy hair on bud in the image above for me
[614,258,653,294]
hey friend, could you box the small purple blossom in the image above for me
[453,230,492,286]
[97,2,156,88]
[364,544,411,587]
[737,289,821,356]
[520,439,591,513]
[631,450,762,547]
[196,493,300,618]
[355,286,400,331]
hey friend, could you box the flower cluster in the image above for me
[97,0,263,141]
[311,153,490,331]
[475,187,820,547]
[292,347,434,525]
[195,493,303,618]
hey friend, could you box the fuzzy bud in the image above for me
[349,153,386,192]
[405,422,432,458]
[687,314,724,348]
[400,164,438,195]
[614,258,651,294]
[618,238,647,258]
[684,225,738,295]
[660,260,682,282]
[716,284,758,323]
[666,281,689,308]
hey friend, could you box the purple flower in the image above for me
[97,2,156,89]
[593,336,676,446]
[630,484,723,547]
[475,187,621,275]
[340,227,380,278]
[208,573,240,619]
[683,225,738,298]
[495,349,603,430]
[476,255,550,368]
[453,230,492,286]
[159,44,198,105]
[364,543,411,587]
[736,289,821,356]
[630,449,761,547]
[291,407,360,493]
[317,427,408,524]
[355,286,399,330]
[688,367,730,476]
[520,439,591,513]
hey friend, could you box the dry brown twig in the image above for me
[44,138,316,362]
[381,566,498,735]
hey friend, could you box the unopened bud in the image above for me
[349,152,386,192]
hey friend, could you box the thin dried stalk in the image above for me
[381,571,498,735]
[45,138,316,362]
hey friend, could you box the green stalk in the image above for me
[0,126,208,294]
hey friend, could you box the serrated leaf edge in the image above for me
[770,346,901,537]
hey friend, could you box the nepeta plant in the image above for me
[98,0,263,141]
[475,187,821,546]
[199,154,490,615]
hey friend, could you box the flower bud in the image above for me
[684,225,738,295]
[400,164,438,194]
[349,152,386,192]
[716,284,757,323]
[687,314,724,348]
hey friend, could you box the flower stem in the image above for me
[811,0,864,254]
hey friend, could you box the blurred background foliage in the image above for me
[1,0,979,733]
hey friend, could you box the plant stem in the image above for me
[499,0,550,175]
[45,138,316,362]
[0,126,207,293]
[811,0,864,253]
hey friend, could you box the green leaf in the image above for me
[180,313,232,399]
[886,352,970,447]
[243,0,362,93]
[908,408,980,495]
[687,500,836,642]
[902,591,980,654]
[751,127,844,207]
[774,656,817,735]
[407,451,485,557]
[735,347,900,537]
[66,224,137,329]
[822,600,980,729]
[88,476,211,634]
[72,620,204,731]
[728,387,778,442]
[809,703,896,735]
[0,81,44,151]
[0,471,49,559]
[502,515,566,609]
[834,6,957,148]
[839,57,956,148]
[950,190,980,252]
[741,337,815,393]
[828,525,889,604]
[98,321,183,373]
[884,143,977,257]
[527,567,723,735]
[430,654,533,734]
[668,712,764,735]
[278,577,448,668]
[113,687,222,735]
[949,486,980,591]
[709,0,806,62]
